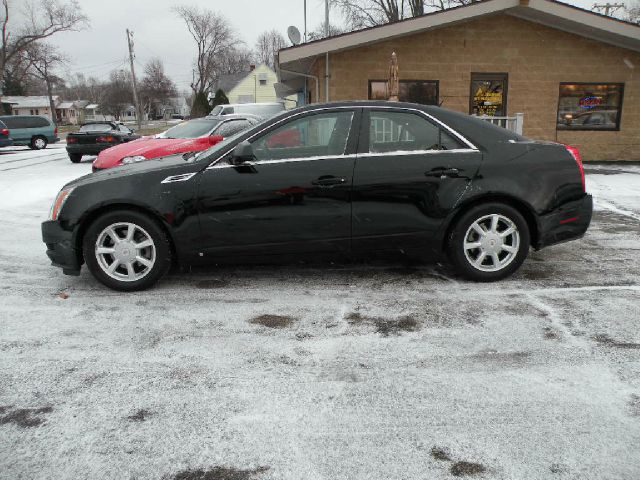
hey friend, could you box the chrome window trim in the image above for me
[358,148,480,158]
[210,154,359,169]
[205,105,478,170]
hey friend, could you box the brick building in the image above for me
[277,0,640,161]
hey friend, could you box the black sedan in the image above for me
[43,101,592,291]
[66,122,140,163]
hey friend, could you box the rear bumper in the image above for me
[41,220,81,275]
[535,194,593,249]
[0,138,13,147]
[66,144,113,155]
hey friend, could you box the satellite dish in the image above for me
[287,26,302,46]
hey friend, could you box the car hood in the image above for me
[92,136,216,168]
[65,153,203,189]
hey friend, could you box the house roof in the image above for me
[58,102,75,109]
[215,72,248,94]
[278,0,640,71]
[1,95,59,108]
[86,104,99,110]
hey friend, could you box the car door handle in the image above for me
[312,176,347,187]
[425,167,460,178]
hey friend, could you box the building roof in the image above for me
[58,102,75,109]
[279,0,640,72]
[215,72,248,94]
[1,95,59,108]
[86,104,99,110]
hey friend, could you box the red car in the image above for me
[92,114,260,171]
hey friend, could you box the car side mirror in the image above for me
[232,140,255,164]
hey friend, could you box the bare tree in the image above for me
[332,0,478,29]
[100,69,133,120]
[173,5,236,96]
[218,46,253,75]
[0,0,88,82]
[139,58,177,118]
[255,29,286,69]
[307,22,345,41]
[24,42,67,124]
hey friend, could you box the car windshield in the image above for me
[162,119,221,139]
[209,106,223,116]
[80,123,113,133]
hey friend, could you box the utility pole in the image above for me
[126,28,142,130]
[304,0,307,43]
[592,2,624,16]
[325,0,329,102]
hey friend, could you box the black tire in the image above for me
[69,153,82,163]
[82,210,172,291]
[30,136,48,150]
[447,203,530,282]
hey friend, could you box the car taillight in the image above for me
[67,137,77,144]
[565,145,585,193]
[54,126,58,136]
[0,128,8,136]
[96,135,117,143]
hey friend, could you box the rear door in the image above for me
[195,108,360,259]
[352,108,482,255]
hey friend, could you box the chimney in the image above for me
[249,64,256,71]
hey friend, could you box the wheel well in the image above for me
[442,195,539,250]
[75,203,177,265]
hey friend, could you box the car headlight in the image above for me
[49,187,75,221]
[121,155,147,164]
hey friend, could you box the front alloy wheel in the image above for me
[83,210,172,291]
[448,203,530,281]
[95,222,156,282]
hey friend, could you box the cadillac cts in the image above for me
[42,101,592,291]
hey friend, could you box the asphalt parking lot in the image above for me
[1,145,639,480]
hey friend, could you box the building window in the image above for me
[557,83,624,131]
[470,73,508,117]
[368,80,439,105]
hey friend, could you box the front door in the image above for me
[351,108,482,255]
[195,109,360,260]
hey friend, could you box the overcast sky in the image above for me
[49,0,597,93]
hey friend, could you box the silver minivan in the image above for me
[208,102,285,119]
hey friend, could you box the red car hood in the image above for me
[93,136,218,169]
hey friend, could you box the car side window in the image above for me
[252,111,354,162]
[216,120,248,137]
[118,125,132,134]
[368,111,464,153]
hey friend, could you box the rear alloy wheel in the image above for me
[69,153,82,163]
[83,210,172,291]
[448,203,530,281]
[30,136,48,150]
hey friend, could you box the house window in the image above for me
[35,109,39,115]
[557,83,624,131]
[368,80,439,105]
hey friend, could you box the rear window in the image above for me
[80,123,114,133]
[1,116,50,129]
[162,119,220,139]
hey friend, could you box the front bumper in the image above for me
[42,220,81,275]
[535,194,593,249]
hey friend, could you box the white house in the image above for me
[2,96,59,119]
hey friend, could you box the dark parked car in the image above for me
[42,101,592,291]
[0,119,13,148]
[66,122,140,163]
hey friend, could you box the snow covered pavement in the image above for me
[1,149,639,480]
